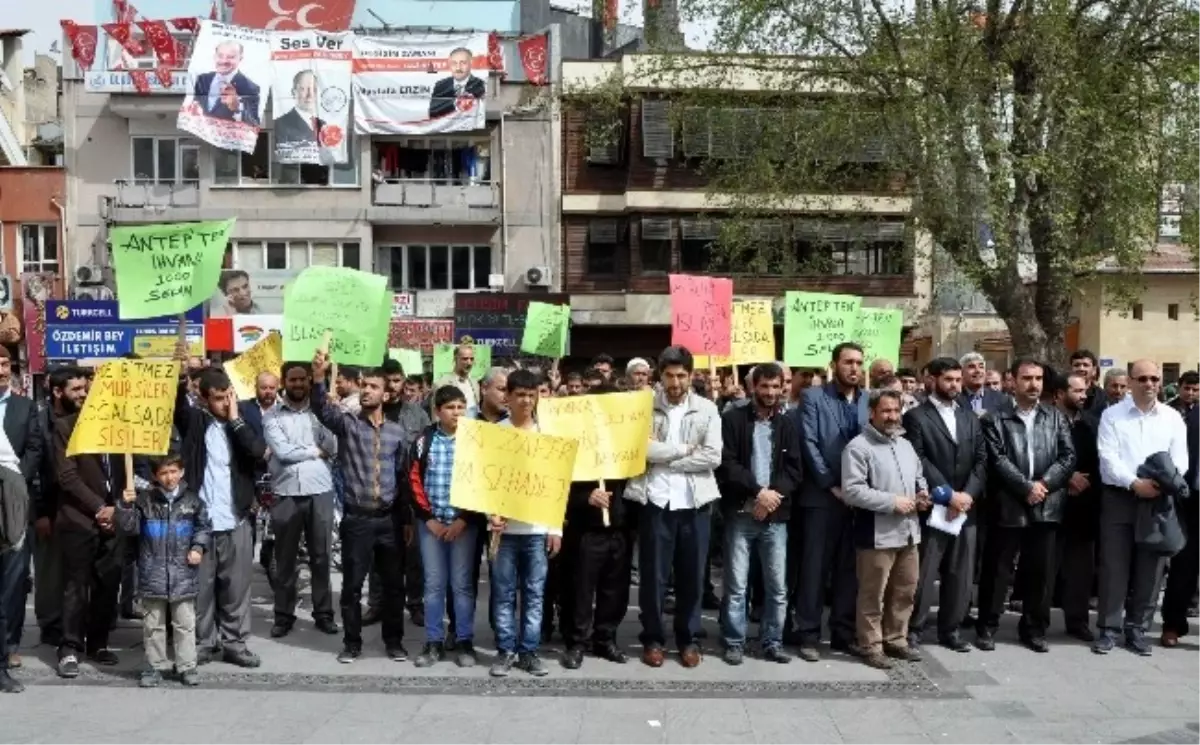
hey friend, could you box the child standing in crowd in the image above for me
[489,369,561,678]
[408,386,482,668]
[115,454,211,688]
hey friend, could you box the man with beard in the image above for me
[432,345,480,415]
[335,366,362,417]
[49,366,127,678]
[1051,372,1101,642]
[788,343,869,661]
[1167,370,1198,416]
[716,362,801,665]
[1069,350,1106,414]
[976,359,1075,653]
[903,357,987,653]
[262,361,340,639]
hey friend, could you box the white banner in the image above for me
[352,33,489,135]
[270,31,353,165]
[177,21,273,154]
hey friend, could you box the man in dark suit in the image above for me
[1161,403,1200,647]
[787,342,869,662]
[959,353,1011,415]
[192,40,260,125]
[903,356,987,653]
[428,47,486,120]
[0,348,42,691]
[274,70,324,151]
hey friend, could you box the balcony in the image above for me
[369,180,500,224]
[107,180,203,223]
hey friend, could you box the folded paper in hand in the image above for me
[928,504,967,536]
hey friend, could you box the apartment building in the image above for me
[60,11,565,334]
[0,30,30,166]
[559,55,932,360]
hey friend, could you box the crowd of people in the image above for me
[0,341,1195,692]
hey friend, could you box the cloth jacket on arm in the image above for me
[983,404,1076,527]
[841,423,925,550]
[114,484,211,601]
[716,404,802,523]
[173,382,267,521]
[624,390,722,507]
[794,383,869,508]
[902,400,987,524]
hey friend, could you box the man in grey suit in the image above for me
[787,342,869,662]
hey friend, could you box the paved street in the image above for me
[0,563,1196,743]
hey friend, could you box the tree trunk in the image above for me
[1002,313,1070,371]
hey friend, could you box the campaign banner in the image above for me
[269,30,353,164]
[177,21,273,154]
[44,301,204,360]
[208,269,300,317]
[352,33,489,135]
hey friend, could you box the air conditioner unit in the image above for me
[525,265,552,287]
[74,264,105,285]
[73,285,114,301]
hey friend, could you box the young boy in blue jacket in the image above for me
[116,453,211,688]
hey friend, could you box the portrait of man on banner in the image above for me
[193,39,261,124]
[275,70,324,148]
[428,46,486,119]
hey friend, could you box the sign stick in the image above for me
[599,478,610,528]
[176,314,188,348]
[320,330,337,385]
[488,528,502,561]
[124,452,134,494]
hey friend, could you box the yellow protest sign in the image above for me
[67,360,178,457]
[695,299,776,368]
[225,331,283,401]
[449,419,579,530]
[537,390,653,481]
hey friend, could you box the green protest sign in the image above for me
[856,308,904,370]
[282,266,390,366]
[388,348,424,376]
[783,291,863,367]
[434,343,492,380]
[519,302,570,358]
[109,219,235,320]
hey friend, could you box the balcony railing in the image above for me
[372,179,499,210]
[113,180,201,209]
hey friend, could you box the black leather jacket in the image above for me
[984,403,1076,527]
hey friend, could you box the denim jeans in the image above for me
[492,533,549,655]
[417,521,479,644]
[720,514,788,650]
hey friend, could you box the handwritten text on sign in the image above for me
[856,307,904,369]
[519,301,570,358]
[108,219,235,320]
[449,419,579,530]
[66,360,178,456]
[783,291,863,368]
[669,274,733,356]
[226,331,283,401]
[283,266,391,366]
[537,389,653,481]
[695,299,776,367]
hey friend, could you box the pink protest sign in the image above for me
[669,273,733,356]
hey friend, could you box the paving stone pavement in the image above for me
[1,562,1196,743]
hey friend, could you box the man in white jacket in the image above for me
[625,346,722,669]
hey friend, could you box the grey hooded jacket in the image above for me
[841,423,926,550]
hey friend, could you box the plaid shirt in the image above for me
[424,428,457,523]
[311,385,411,515]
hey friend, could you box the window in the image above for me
[1168,303,1180,321]
[585,118,623,166]
[232,241,360,270]
[214,131,358,187]
[586,219,621,276]
[1132,303,1144,320]
[640,99,674,159]
[795,220,907,276]
[388,245,492,290]
[373,137,491,184]
[639,217,672,273]
[680,218,719,272]
[682,108,760,160]
[20,224,58,274]
[131,136,200,185]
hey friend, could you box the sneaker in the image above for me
[1125,629,1152,657]
[413,642,444,668]
[518,652,549,677]
[797,644,820,663]
[722,646,745,666]
[455,642,478,668]
[138,669,162,688]
[178,669,201,687]
[0,669,24,693]
[490,651,517,677]
[89,649,119,666]
[1092,633,1116,654]
[762,646,792,664]
[863,653,893,670]
[337,646,361,664]
[387,644,410,662]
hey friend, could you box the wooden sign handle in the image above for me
[124,452,134,492]
[488,528,502,561]
[319,330,337,384]
[600,478,610,528]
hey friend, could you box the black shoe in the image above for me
[0,669,24,693]
[489,651,517,677]
[1066,626,1095,643]
[314,619,340,635]
[561,646,584,669]
[885,644,922,662]
[798,644,820,662]
[413,642,444,668]
[223,649,261,668]
[455,642,478,668]
[361,606,381,626]
[517,652,549,677]
[138,669,162,688]
[270,623,292,639]
[722,646,745,666]
[1092,633,1116,654]
[1022,636,1049,653]
[57,654,80,678]
[89,649,119,666]
[1125,629,1152,657]
[591,642,627,664]
[408,606,425,627]
[337,646,361,664]
[387,644,410,662]
[974,632,995,651]
[702,592,721,611]
[939,634,971,653]
[762,646,791,664]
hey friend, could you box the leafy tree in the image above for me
[565,0,1199,365]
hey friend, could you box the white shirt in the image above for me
[648,400,695,511]
[1098,397,1189,489]
[931,396,957,443]
[0,426,20,475]
[452,376,477,412]
[1015,406,1038,479]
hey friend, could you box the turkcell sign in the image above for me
[44,301,205,359]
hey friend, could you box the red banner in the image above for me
[169,17,199,33]
[389,320,453,354]
[101,22,144,56]
[60,21,99,70]
[487,32,505,73]
[232,0,356,30]
[518,34,548,86]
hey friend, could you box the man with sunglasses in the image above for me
[1095,360,1190,656]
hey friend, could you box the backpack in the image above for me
[0,466,29,553]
